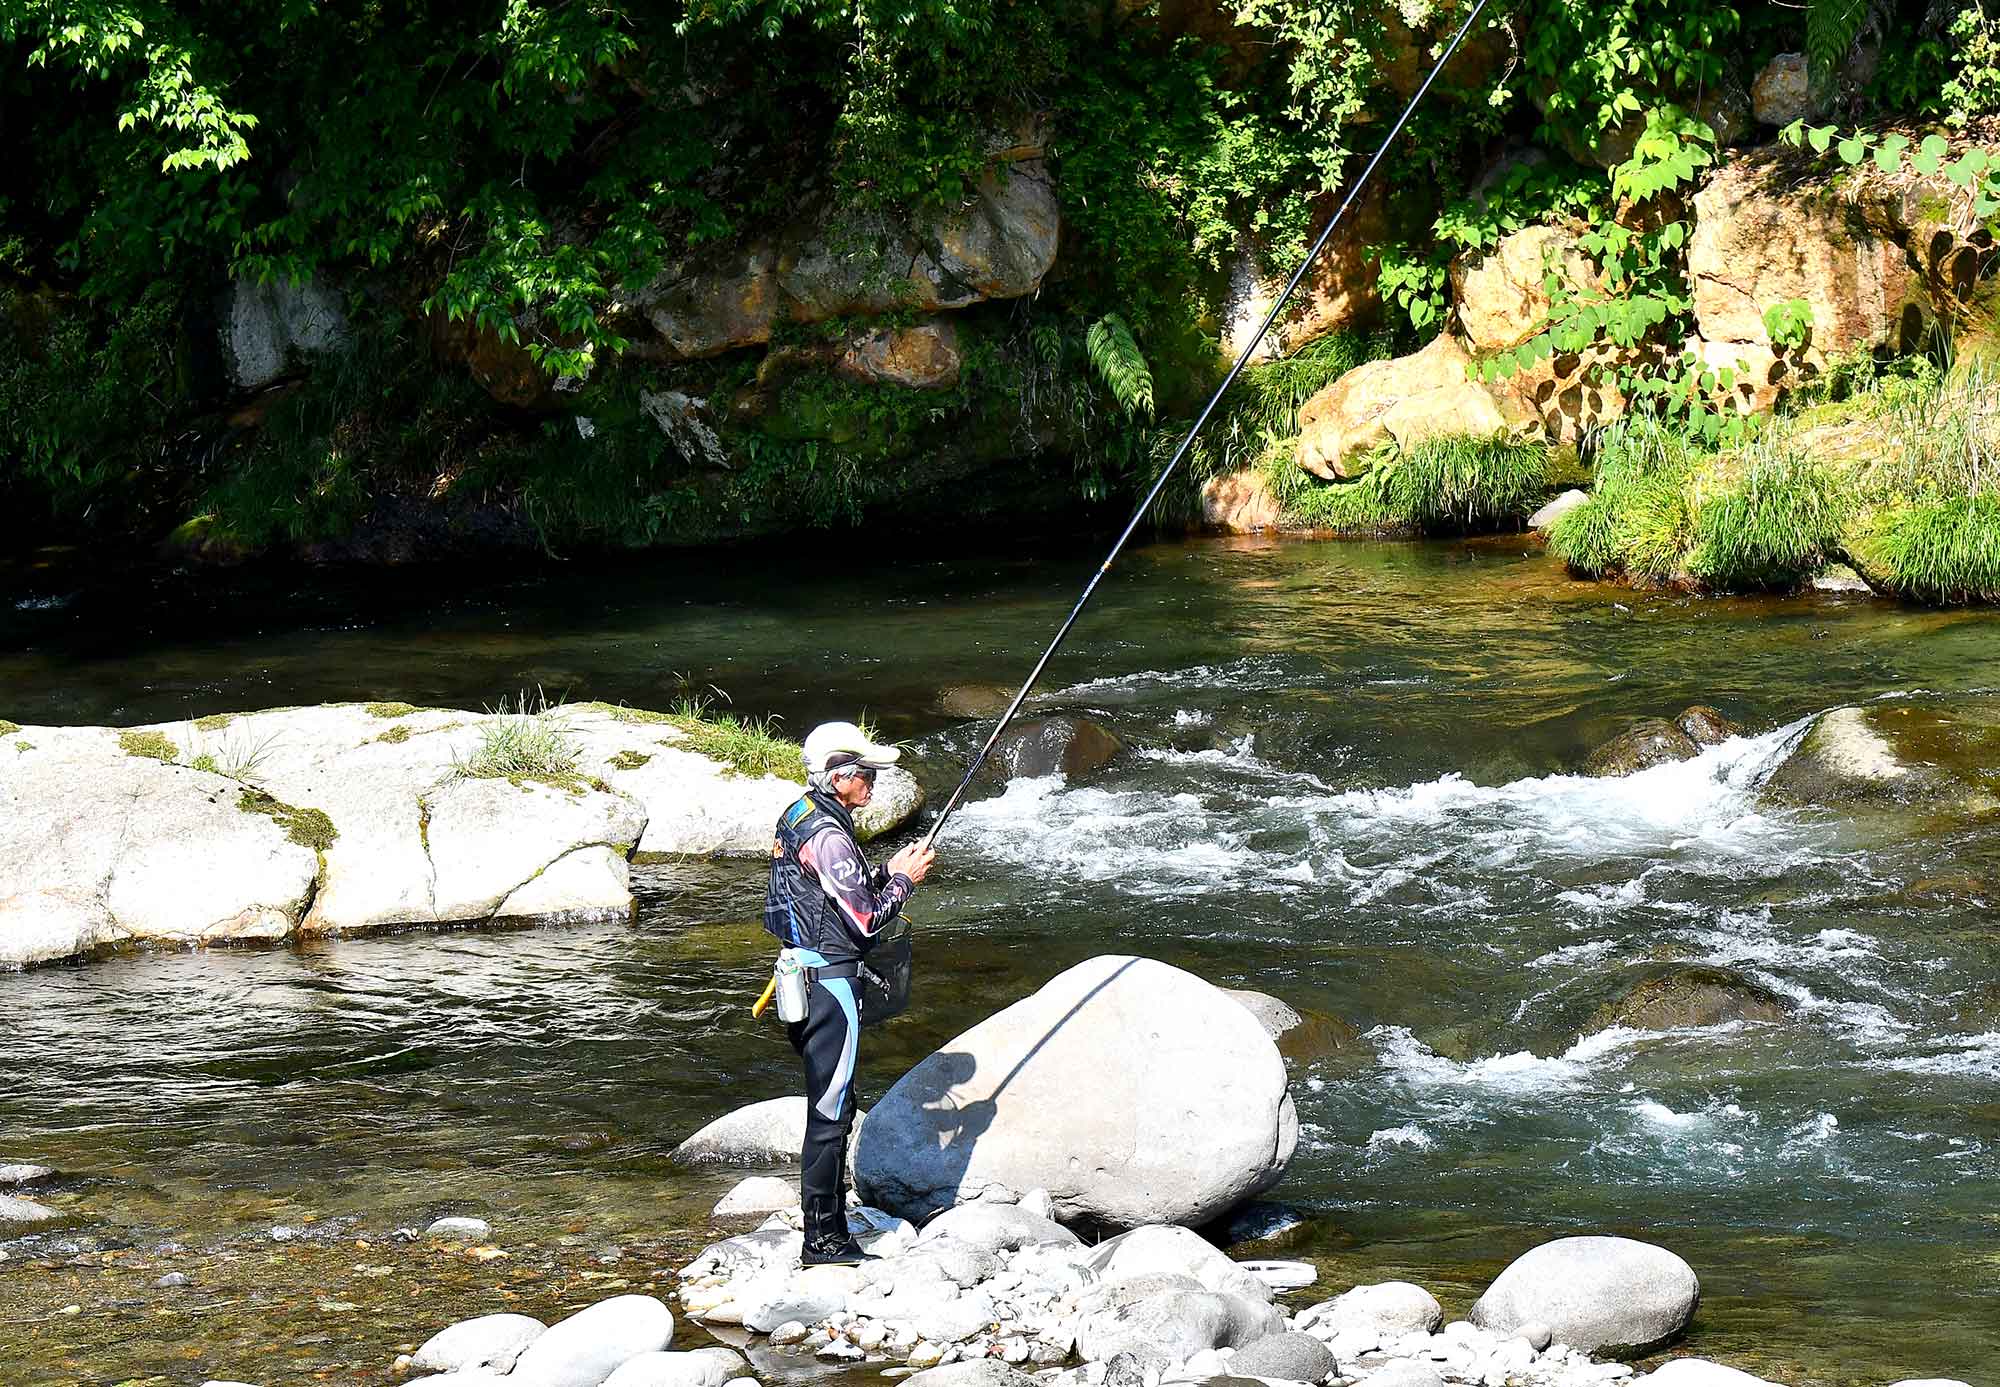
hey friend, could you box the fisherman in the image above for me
[766,721,935,1266]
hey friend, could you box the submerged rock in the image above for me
[1763,701,2000,816]
[1583,719,1701,777]
[854,955,1296,1227]
[985,715,1122,782]
[0,1194,60,1224]
[1673,705,1737,747]
[1584,965,1791,1035]
[1471,1235,1699,1354]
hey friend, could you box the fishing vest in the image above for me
[763,788,870,963]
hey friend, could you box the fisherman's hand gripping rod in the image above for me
[917,0,1497,855]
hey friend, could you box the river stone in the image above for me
[906,1363,1042,1387]
[1453,226,1599,355]
[916,1201,1081,1253]
[714,1176,800,1217]
[1634,1361,1784,1387]
[1217,1202,1307,1248]
[0,1194,60,1224]
[675,1098,808,1165]
[1763,703,2000,817]
[1227,1331,1336,1382]
[1584,965,1790,1035]
[911,1287,999,1343]
[508,1294,674,1387]
[1530,490,1590,531]
[0,1163,53,1186]
[1470,1236,1698,1354]
[222,272,351,390]
[1083,1225,1266,1301]
[1583,719,1701,777]
[1884,1381,1974,1387]
[600,1347,746,1387]
[1296,1281,1443,1340]
[1077,1285,1284,1362]
[1366,1364,1448,1387]
[1674,706,1737,747]
[413,1313,547,1374]
[855,955,1296,1228]
[743,1279,853,1335]
[985,716,1123,782]
[426,1216,492,1241]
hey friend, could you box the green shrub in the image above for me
[1860,494,2000,602]
[1382,434,1552,533]
[1548,491,1623,574]
[1259,440,1403,534]
[1686,445,1850,587]
[1548,416,1707,579]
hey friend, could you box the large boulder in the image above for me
[836,319,962,391]
[1762,702,2000,816]
[221,273,350,390]
[1295,1281,1443,1341]
[1634,1362,1784,1387]
[1583,965,1791,1035]
[636,138,1055,360]
[1452,226,1599,355]
[854,956,1297,1227]
[0,729,322,968]
[1470,1236,1699,1355]
[985,716,1123,782]
[1201,469,1283,534]
[1689,150,1973,371]
[674,1097,809,1165]
[1298,334,1488,480]
[412,1314,547,1375]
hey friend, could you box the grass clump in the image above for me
[607,749,652,770]
[238,789,339,852]
[376,724,412,745]
[118,729,178,762]
[0,720,17,737]
[451,691,583,788]
[1858,494,2000,602]
[579,696,803,780]
[1259,439,1403,534]
[1549,417,1705,581]
[1686,443,1849,587]
[365,702,420,719]
[193,713,235,731]
[184,724,282,783]
[1382,434,1551,533]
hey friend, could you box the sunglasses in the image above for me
[835,765,878,785]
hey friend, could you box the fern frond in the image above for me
[1030,322,1062,371]
[1806,0,1867,83]
[1085,313,1155,419]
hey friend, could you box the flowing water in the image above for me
[3,536,1998,1387]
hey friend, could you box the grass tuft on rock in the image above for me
[1258,441,1404,535]
[0,720,18,737]
[1858,494,2000,602]
[607,749,652,770]
[580,698,802,780]
[1687,443,1849,588]
[1382,434,1551,533]
[365,702,419,719]
[118,729,177,762]
[237,789,339,852]
[452,692,583,789]
[376,724,412,745]
[192,713,234,731]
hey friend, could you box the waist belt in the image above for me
[808,961,861,984]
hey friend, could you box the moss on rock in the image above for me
[237,788,340,852]
[608,750,652,770]
[365,702,420,719]
[118,729,178,762]
[376,725,412,745]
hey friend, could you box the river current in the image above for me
[2,535,1996,1386]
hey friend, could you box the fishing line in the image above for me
[917,0,1496,853]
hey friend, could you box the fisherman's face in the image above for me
[833,767,876,808]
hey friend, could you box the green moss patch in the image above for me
[376,725,412,745]
[0,720,19,736]
[118,729,178,762]
[237,789,340,852]
[365,701,420,719]
[607,750,652,770]
[193,713,236,731]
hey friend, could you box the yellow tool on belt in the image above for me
[752,976,778,1017]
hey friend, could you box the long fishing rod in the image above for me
[917,0,1495,854]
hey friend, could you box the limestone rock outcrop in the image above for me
[853,955,1296,1228]
[1297,334,1494,480]
[1452,226,1598,355]
[222,274,351,390]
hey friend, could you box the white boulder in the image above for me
[854,956,1297,1227]
[1471,1236,1698,1354]
[675,1097,808,1164]
[412,1314,546,1374]
[0,1194,60,1224]
[713,1176,799,1217]
[600,1347,746,1387]
[1297,1281,1443,1340]
[507,1294,674,1387]
[917,1201,1081,1252]
[1634,1361,1784,1387]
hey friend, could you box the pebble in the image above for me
[270,1226,300,1243]
[1521,1321,1555,1352]
[816,1339,864,1360]
[156,1272,191,1289]
[770,1321,808,1346]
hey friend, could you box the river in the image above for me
[2,535,1996,1387]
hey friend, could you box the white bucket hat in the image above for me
[802,721,901,776]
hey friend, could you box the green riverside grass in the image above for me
[581,699,802,781]
[1266,431,1552,536]
[1687,444,1848,588]
[1862,495,2000,602]
[452,692,584,788]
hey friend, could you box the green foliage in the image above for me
[1260,440,1403,534]
[1942,2,2000,126]
[1524,0,1740,139]
[1781,122,2000,227]
[1085,314,1156,420]
[1859,494,2000,601]
[1686,445,1849,586]
[1382,434,1552,532]
[237,788,339,852]
[1548,417,1705,577]
[1763,299,1816,351]
[1806,0,1870,85]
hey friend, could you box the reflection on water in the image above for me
[4,536,1999,1387]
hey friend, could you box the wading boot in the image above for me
[801,1233,878,1267]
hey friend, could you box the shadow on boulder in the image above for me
[980,715,1123,782]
